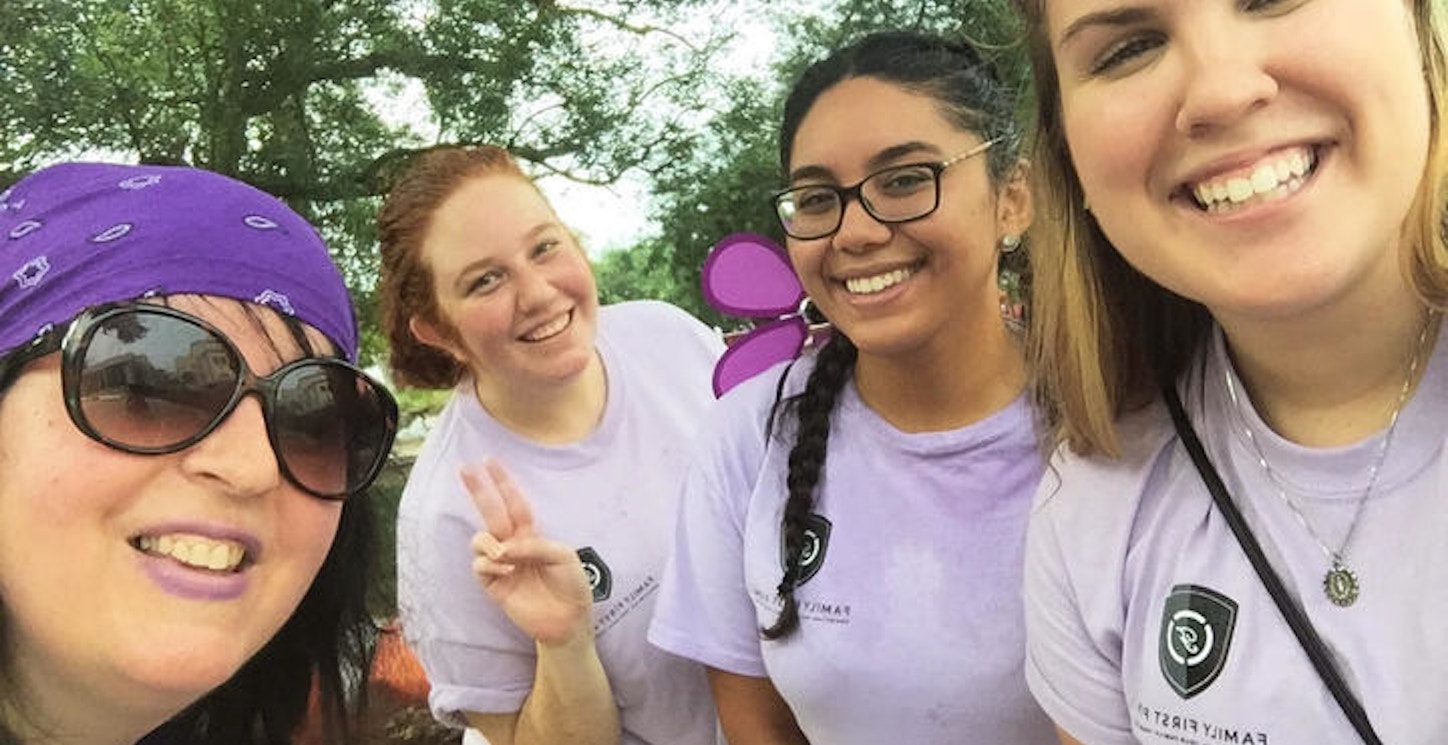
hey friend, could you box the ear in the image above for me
[995,158,1034,240]
[408,315,465,362]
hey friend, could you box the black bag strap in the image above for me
[1161,382,1384,745]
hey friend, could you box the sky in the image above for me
[367,0,785,258]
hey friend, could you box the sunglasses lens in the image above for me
[71,306,392,499]
[77,312,238,449]
[273,362,393,498]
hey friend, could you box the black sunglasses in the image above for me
[0,303,398,500]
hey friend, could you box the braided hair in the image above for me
[761,30,1020,639]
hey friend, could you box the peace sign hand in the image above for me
[464,459,594,647]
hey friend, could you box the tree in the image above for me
[1,0,730,363]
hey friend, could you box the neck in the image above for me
[1220,288,1436,447]
[472,352,608,444]
[854,314,1025,433]
[6,657,170,745]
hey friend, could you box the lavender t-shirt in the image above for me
[1026,328,1448,744]
[650,356,1057,744]
[397,301,724,745]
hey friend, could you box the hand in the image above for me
[463,458,593,647]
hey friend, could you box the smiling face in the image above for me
[1048,0,1431,323]
[412,174,600,395]
[0,295,343,732]
[784,76,1029,360]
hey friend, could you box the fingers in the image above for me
[485,459,536,534]
[469,531,585,589]
[461,458,537,539]
[470,530,579,567]
[494,535,580,566]
[470,532,512,579]
[461,459,514,538]
[472,530,506,561]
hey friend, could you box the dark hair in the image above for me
[762,30,1021,639]
[377,145,535,389]
[778,31,1020,181]
[0,299,377,745]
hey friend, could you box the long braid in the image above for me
[762,334,857,639]
[759,30,1019,640]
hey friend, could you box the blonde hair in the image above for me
[1017,0,1448,457]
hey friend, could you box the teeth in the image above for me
[845,267,913,295]
[138,534,246,572]
[1227,177,1254,203]
[1191,147,1317,213]
[523,313,570,341]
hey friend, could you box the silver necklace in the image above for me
[1223,313,1434,607]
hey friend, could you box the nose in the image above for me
[512,264,557,313]
[1173,19,1278,137]
[831,195,891,254]
[180,395,284,498]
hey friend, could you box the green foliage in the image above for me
[612,77,783,330]
[393,386,453,419]
[2,0,729,367]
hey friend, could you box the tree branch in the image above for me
[550,4,698,50]
[240,48,469,116]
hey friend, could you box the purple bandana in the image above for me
[0,162,358,359]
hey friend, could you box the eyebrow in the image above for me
[449,222,561,292]
[787,141,942,184]
[1057,6,1154,50]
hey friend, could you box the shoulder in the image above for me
[601,300,716,339]
[714,354,814,425]
[598,301,723,366]
[689,357,810,473]
[1032,401,1178,563]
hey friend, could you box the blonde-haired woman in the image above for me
[1016,0,1448,743]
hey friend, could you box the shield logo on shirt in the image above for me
[576,546,612,603]
[780,512,832,587]
[1159,584,1238,699]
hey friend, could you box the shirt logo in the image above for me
[1159,584,1238,699]
[780,512,832,587]
[576,546,612,603]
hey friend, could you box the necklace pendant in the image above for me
[1324,563,1360,607]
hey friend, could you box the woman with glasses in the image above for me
[1016,0,1447,743]
[648,31,1056,744]
[377,146,723,745]
[0,162,398,745]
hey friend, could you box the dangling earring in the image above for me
[1000,234,1021,253]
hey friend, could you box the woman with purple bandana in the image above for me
[0,162,398,744]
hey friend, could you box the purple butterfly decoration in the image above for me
[702,232,823,397]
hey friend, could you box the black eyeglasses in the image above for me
[0,303,398,500]
[772,139,999,240]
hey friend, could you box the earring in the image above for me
[1000,234,1021,253]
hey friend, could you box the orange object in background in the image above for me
[293,619,439,744]
[372,619,431,705]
